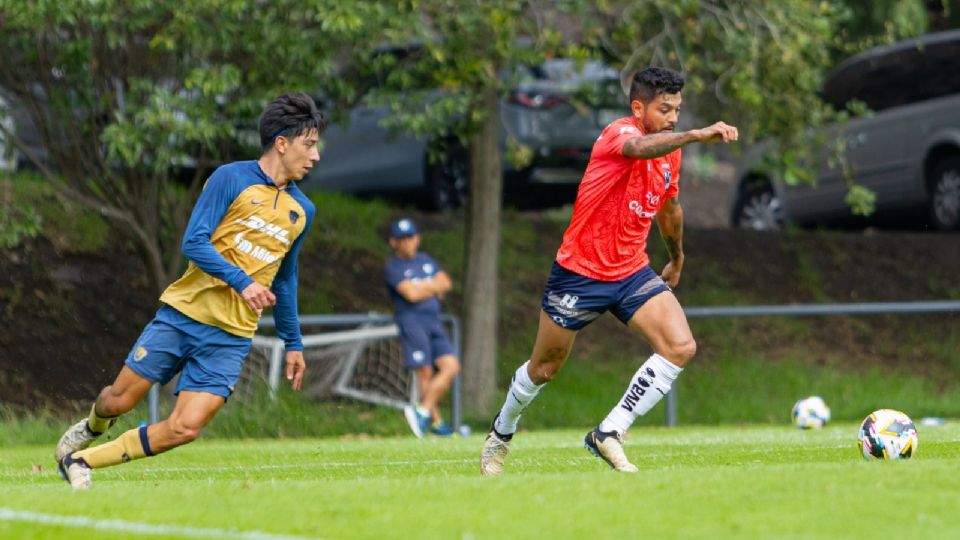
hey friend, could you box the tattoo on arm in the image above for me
[658,198,684,261]
[663,235,682,261]
[623,131,698,159]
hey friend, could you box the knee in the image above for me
[528,361,560,385]
[444,359,461,378]
[666,337,697,367]
[96,386,138,416]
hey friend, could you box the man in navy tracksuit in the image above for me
[384,218,460,437]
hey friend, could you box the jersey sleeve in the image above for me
[595,118,642,161]
[181,167,255,294]
[271,193,315,352]
[665,151,681,199]
[384,258,407,289]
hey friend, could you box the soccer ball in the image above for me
[791,396,831,429]
[858,409,919,460]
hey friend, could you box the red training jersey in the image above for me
[555,116,681,281]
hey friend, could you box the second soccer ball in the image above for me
[791,396,831,429]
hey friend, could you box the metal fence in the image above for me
[664,299,960,426]
[148,300,960,427]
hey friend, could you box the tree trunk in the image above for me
[461,86,502,415]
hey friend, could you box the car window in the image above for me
[822,32,960,112]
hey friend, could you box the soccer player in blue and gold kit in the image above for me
[54,92,325,489]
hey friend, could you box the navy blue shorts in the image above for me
[541,262,671,330]
[124,306,252,398]
[397,316,455,369]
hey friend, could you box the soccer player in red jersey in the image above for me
[481,67,738,475]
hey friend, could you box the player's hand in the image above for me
[241,282,276,312]
[661,259,683,288]
[696,121,738,144]
[285,350,306,391]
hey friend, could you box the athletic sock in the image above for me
[72,425,154,469]
[87,403,118,435]
[599,354,682,434]
[493,361,544,436]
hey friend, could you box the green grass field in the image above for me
[1,423,959,539]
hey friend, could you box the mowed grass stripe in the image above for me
[1,423,959,540]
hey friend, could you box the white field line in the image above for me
[0,458,479,479]
[0,507,318,540]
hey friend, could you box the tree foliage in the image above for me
[0,0,392,293]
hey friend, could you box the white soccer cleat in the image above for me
[584,427,638,473]
[403,405,427,438]
[55,420,98,462]
[57,453,93,490]
[480,429,512,477]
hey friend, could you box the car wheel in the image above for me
[734,182,784,231]
[427,148,468,211]
[928,157,960,230]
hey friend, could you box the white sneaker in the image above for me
[584,427,638,473]
[57,454,92,490]
[480,428,512,477]
[55,420,98,462]
[403,405,426,438]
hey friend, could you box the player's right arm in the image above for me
[622,121,738,159]
[394,279,445,303]
[180,168,272,310]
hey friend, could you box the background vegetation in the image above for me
[2,176,957,441]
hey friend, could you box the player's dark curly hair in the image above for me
[629,67,685,104]
[258,92,328,150]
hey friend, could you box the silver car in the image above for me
[731,30,960,231]
[303,59,623,210]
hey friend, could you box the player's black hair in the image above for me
[629,67,685,104]
[259,92,328,150]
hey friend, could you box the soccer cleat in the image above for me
[57,453,93,490]
[480,419,513,476]
[403,405,430,438]
[430,421,455,437]
[584,427,638,473]
[55,420,99,463]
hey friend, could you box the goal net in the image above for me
[145,313,462,428]
[236,313,462,425]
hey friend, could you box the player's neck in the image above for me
[257,155,292,190]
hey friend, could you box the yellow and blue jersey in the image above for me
[159,160,314,350]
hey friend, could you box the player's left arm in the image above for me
[655,196,684,288]
[271,202,313,391]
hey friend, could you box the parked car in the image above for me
[730,30,960,231]
[302,58,624,210]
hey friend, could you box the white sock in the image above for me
[493,361,544,436]
[599,353,682,434]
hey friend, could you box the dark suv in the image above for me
[731,30,960,230]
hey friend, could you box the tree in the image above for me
[360,1,583,413]
[581,0,928,215]
[0,0,393,294]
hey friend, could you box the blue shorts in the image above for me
[124,305,252,398]
[397,316,455,369]
[541,262,671,330]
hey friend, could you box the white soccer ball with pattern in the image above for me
[857,409,918,460]
[791,396,831,429]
